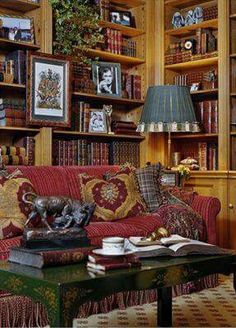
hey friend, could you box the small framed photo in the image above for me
[0,13,34,43]
[160,170,180,187]
[190,82,200,92]
[110,11,132,26]
[27,52,71,127]
[92,62,121,98]
[89,109,107,133]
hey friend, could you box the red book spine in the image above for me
[198,142,208,171]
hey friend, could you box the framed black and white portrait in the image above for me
[110,11,132,27]
[92,62,121,98]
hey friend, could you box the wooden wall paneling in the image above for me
[185,172,229,248]
[39,0,52,53]
[34,127,52,166]
[218,0,230,170]
[228,174,236,249]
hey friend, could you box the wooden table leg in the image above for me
[157,287,172,327]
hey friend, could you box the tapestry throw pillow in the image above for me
[79,167,146,222]
[0,173,35,239]
[135,163,163,212]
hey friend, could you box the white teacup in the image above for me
[102,237,125,254]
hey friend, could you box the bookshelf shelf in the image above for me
[231,93,236,97]
[0,38,40,51]
[191,88,218,95]
[72,92,144,107]
[165,0,211,9]
[0,82,26,90]
[165,57,218,70]
[165,19,218,37]
[99,21,145,37]
[86,49,145,66]
[230,14,236,19]
[171,133,218,140]
[0,127,39,133]
[230,53,236,58]
[0,0,40,12]
[53,130,145,140]
[110,0,144,9]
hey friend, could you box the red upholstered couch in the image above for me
[0,165,221,327]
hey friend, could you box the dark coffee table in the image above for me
[0,253,235,327]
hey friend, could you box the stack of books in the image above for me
[87,253,141,274]
[112,120,140,135]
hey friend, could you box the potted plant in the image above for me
[49,0,103,63]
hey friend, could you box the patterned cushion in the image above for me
[79,167,146,222]
[164,186,197,206]
[0,174,35,239]
[154,203,207,241]
[135,163,163,212]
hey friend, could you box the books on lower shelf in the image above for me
[87,253,141,272]
[8,246,94,269]
[125,236,226,258]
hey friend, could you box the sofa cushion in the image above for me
[135,163,163,212]
[154,203,207,241]
[79,167,146,222]
[85,214,163,246]
[0,174,35,239]
[164,186,197,206]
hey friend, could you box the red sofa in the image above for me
[0,165,221,327]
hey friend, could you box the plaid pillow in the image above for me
[135,163,163,212]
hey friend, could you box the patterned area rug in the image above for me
[74,275,236,327]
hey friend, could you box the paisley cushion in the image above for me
[0,174,35,239]
[79,167,146,222]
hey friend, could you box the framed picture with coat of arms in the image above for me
[27,52,71,127]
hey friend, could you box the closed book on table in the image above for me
[87,259,141,271]
[88,253,140,264]
[9,246,94,269]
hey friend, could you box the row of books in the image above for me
[72,101,91,132]
[203,5,218,21]
[103,28,137,57]
[52,139,140,167]
[0,51,26,85]
[195,100,218,134]
[198,142,218,171]
[0,98,26,127]
[0,138,35,166]
[72,63,96,94]
[122,73,142,100]
[98,0,110,21]
[52,139,110,166]
[174,69,218,90]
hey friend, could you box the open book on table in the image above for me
[125,236,227,258]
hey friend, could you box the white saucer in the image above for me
[92,248,134,257]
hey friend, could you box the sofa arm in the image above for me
[190,195,221,245]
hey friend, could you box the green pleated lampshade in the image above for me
[137,85,200,133]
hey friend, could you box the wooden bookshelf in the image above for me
[72,92,144,107]
[0,38,40,51]
[230,13,236,19]
[110,0,145,9]
[53,130,145,140]
[190,88,218,95]
[165,0,212,8]
[99,21,145,37]
[165,19,218,37]
[86,49,145,65]
[171,133,218,140]
[0,0,40,12]
[0,82,26,90]
[0,127,39,133]
[165,57,218,70]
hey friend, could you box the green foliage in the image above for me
[49,0,103,63]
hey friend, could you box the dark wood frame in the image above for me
[0,13,35,44]
[27,52,71,128]
[160,170,180,187]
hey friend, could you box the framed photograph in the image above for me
[27,52,71,127]
[89,109,107,133]
[92,62,121,98]
[110,11,132,26]
[0,13,34,43]
[160,170,180,187]
[190,82,200,92]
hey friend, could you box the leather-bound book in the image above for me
[87,255,141,271]
[9,246,94,269]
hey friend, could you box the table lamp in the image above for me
[137,85,200,168]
